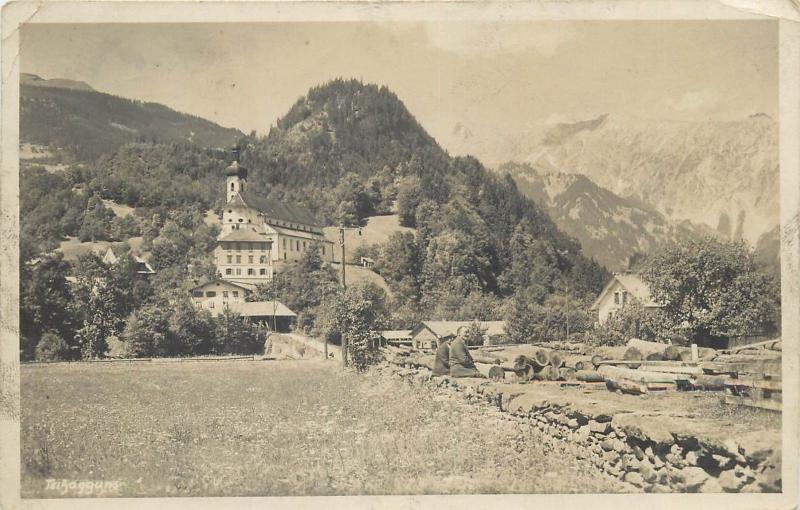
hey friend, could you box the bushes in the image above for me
[34,333,71,362]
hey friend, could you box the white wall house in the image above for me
[591,273,662,325]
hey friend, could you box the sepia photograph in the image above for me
[1,1,799,508]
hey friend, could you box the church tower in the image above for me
[225,148,247,203]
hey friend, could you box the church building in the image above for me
[216,154,333,285]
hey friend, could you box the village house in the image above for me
[219,156,333,287]
[102,247,155,277]
[410,321,507,350]
[591,272,662,325]
[189,279,296,332]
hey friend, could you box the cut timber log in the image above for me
[596,359,698,367]
[564,355,592,370]
[606,377,648,395]
[472,354,504,365]
[576,370,605,383]
[627,338,670,357]
[646,352,665,361]
[558,367,577,381]
[533,349,550,368]
[598,365,691,384]
[488,365,506,380]
[639,365,703,376]
[540,365,560,381]
[727,338,782,353]
[591,355,604,369]
[623,347,643,369]
[548,351,565,368]
[692,375,729,391]
[664,345,683,361]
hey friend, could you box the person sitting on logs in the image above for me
[432,334,453,376]
[448,326,483,378]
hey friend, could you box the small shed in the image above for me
[410,321,507,351]
[380,329,413,347]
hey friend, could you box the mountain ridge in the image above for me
[501,161,717,271]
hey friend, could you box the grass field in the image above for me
[21,360,626,498]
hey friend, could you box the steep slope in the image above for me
[237,79,608,300]
[503,162,713,271]
[510,114,778,244]
[20,75,243,162]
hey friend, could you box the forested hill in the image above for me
[20,74,243,162]
[235,79,609,306]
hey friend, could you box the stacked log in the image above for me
[575,370,605,383]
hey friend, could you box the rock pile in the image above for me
[373,362,781,493]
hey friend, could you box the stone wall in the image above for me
[373,363,782,493]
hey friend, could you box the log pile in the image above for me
[380,336,781,409]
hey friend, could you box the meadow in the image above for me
[21,359,625,497]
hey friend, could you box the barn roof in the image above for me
[591,273,661,310]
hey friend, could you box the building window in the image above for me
[232,291,239,298]
[236,268,241,275]
[260,255,266,263]
[209,301,215,308]
[225,268,232,275]
[248,255,253,263]
[223,291,229,298]
[192,291,203,298]
[283,239,287,250]
[614,292,620,305]
[238,218,243,223]
[322,247,325,255]
[622,291,628,305]
[227,255,232,263]
[247,268,254,275]
[249,243,253,251]
[230,183,234,191]
[260,268,266,275]
[206,291,216,297]
[236,255,241,263]
[284,253,287,260]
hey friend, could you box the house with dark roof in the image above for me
[216,154,334,285]
[591,272,663,325]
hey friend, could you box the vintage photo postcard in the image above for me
[1,1,798,509]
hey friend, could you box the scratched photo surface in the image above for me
[16,20,783,498]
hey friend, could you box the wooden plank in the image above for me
[726,338,781,353]
[598,365,691,384]
[639,365,703,376]
[598,359,699,367]
[726,378,783,392]
[724,395,782,412]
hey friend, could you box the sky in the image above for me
[21,21,778,166]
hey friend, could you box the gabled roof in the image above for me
[219,228,272,243]
[412,321,507,339]
[591,273,661,309]
[381,330,413,339]
[240,191,320,227]
[190,278,253,292]
[227,301,296,317]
